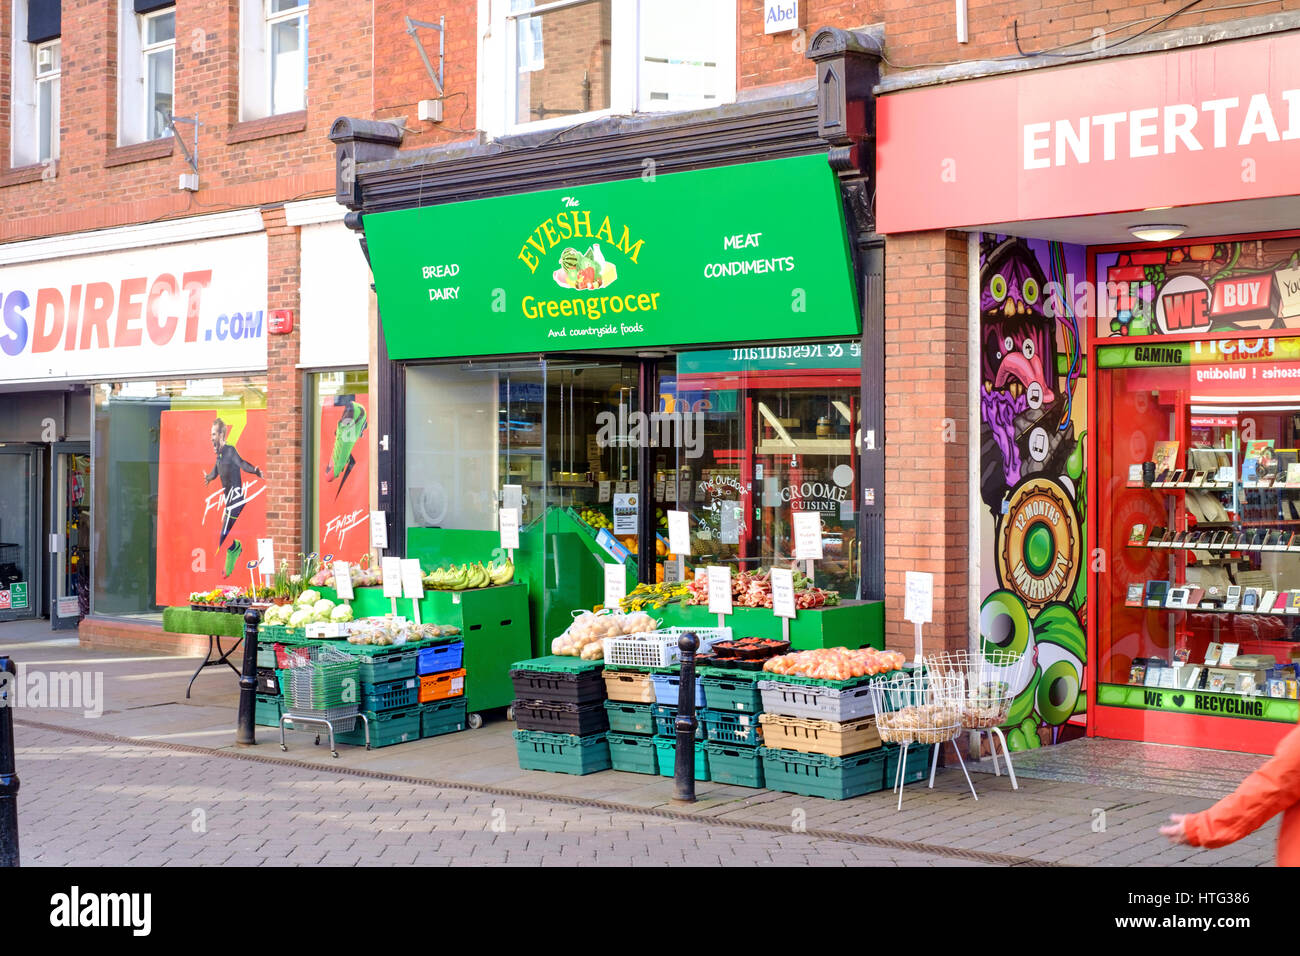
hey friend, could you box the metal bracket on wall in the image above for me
[166,113,201,176]
[405,16,446,98]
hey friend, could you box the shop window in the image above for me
[240,0,307,121]
[10,0,61,167]
[92,378,268,620]
[307,369,371,565]
[1097,351,1300,720]
[118,2,175,145]
[481,0,736,136]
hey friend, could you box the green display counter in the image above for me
[655,600,884,651]
[317,582,532,716]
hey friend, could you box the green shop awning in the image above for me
[363,154,861,359]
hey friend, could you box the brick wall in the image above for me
[883,231,969,654]
[261,205,302,569]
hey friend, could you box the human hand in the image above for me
[1160,813,1189,845]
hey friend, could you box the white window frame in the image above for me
[119,2,176,146]
[479,0,736,138]
[240,0,308,121]
[34,39,61,164]
[10,1,56,168]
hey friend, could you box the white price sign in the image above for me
[792,511,824,559]
[695,481,707,502]
[721,504,740,545]
[904,570,934,625]
[370,511,389,550]
[707,565,733,615]
[770,567,796,619]
[400,559,425,601]
[615,481,629,494]
[603,563,627,609]
[256,537,275,574]
[381,557,403,598]
[598,481,612,503]
[502,484,523,512]
[664,560,682,584]
[499,507,520,551]
[667,510,691,557]
[332,560,354,601]
[654,479,666,500]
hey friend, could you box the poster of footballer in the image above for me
[317,394,370,564]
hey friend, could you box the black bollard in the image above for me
[236,607,262,746]
[673,632,701,803]
[0,656,19,866]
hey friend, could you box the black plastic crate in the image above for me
[509,667,606,705]
[513,698,610,735]
[256,668,279,695]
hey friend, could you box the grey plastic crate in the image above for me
[757,679,876,722]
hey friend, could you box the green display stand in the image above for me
[318,582,532,716]
[162,606,244,638]
[655,600,884,650]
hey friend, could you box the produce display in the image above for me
[711,637,789,661]
[578,508,612,531]
[552,610,660,660]
[684,567,840,609]
[619,581,690,612]
[345,616,461,646]
[423,560,514,590]
[262,589,355,628]
[308,564,382,589]
[762,647,906,681]
[876,703,963,745]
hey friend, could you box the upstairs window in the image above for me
[240,0,308,121]
[482,0,736,136]
[119,2,175,145]
[11,0,62,167]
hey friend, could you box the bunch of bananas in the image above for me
[423,559,515,590]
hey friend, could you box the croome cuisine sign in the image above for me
[363,155,859,359]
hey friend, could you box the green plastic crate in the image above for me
[509,655,605,674]
[337,707,421,748]
[700,674,764,713]
[703,743,765,788]
[257,642,277,669]
[254,693,281,727]
[652,738,710,781]
[421,699,467,738]
[759,747,886,801]
[361,677,420,712]
[513,730,611,775]
[606,732,659,774]
[881,743,934,787]
[332,645,418,683]
[604,701,656,735]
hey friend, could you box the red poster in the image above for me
[317,394,370,563]
[155,408,268,605]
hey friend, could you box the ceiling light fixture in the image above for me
[1128,223,1187,242]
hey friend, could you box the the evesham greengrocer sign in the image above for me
[363,155,860,359]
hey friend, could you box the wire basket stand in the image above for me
[869,673,976,810]
[923,648,1030,791]
[277,643,369,757]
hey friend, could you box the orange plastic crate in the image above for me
[419,668,466,703]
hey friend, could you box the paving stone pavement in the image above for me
[15,725,981,867]
[0,619,1282,866]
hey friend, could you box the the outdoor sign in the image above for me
[364,156,859,358]
[876,33,1300,233]
[0,232,268,383]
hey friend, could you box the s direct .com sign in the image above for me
[0,232,268,382]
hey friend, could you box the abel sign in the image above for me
[364,155,859,358]
[0,232,268,383]
[764,0,799,33]
[877,32,1300,232]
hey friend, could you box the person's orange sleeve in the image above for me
[1183,724,1300,849]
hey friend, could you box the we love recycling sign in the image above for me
[364,155,860,359]
[1098,683,1298,722]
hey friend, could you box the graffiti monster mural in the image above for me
[979,236,1088,750]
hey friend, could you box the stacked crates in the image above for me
[416,640,468,738]
[602,665,662,776]
[511,657,610,775]
[699,670,765,788]
[756,674,890,800]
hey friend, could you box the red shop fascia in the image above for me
[876,28,1300,753]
